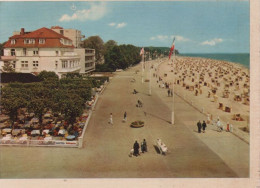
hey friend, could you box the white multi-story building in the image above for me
[51,26,85,48]
[1,27,95,77]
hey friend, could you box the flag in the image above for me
[169,37,175,60]
[140,47,144,56]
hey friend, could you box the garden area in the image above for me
[0,71,108,147]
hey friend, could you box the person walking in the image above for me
[202,120,207,133]
[197,120,202,133]
[133,140,140,157]
[217,119,222,132]
[167,89,170,97]
[123,112,127,122]
[141,139,147,153]
[109,113,113,125]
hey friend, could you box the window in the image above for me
[55,61,58,69]
[56,51,59,56]
[60,30,64,35]
[11,49,16,56]
[33,50,38,55]
[11,39,16,44]
[21,61,28,69]
[39,39,45,44]
[85,56,93,61]
[23,48,27,56]
[33,61,38,67]
[62,61,68,68]
[24,39,35,44]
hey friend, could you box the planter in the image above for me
[130,121,144,128]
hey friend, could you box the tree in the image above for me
[83,36,105,64]
[1,86,27,126]
[0,42,6,56]
[37,71,59,81]
[2,62,15,72]
[104,40,117,53]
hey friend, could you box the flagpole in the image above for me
[142,49,144,84]
[149,60,151,95]
[171,50,175,125]
[169,37,175,125]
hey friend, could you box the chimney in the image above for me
[20,28,25,35]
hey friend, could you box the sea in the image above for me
[181,53,250,69]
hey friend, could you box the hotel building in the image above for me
[1,27,95,77]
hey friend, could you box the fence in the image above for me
[0,139,78,147]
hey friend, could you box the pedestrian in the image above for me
[133,140,140,157]
[202,120,207,133]
[123,111,127,122]
[197,120,202,133]
[217,119,222,132]
[167,89,170,97]
[141,139,147,153]
[170,90,173,97]
[230,124,233,132]
[109,113,113,125]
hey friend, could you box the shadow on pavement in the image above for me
[145,111,171,124]
[153,145,160,154]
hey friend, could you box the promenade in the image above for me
[0,60,248,178]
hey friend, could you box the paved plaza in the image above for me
[0,62,249,178]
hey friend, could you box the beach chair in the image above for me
[156,139,168,155]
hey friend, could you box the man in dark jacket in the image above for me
[202,120,207,133]
[133,140,140,156]
[197,120,202,133]
[141,139,147,153]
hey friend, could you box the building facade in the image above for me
[1,27,95,77]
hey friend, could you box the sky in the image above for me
[0,1,249,53]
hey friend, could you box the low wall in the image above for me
[0,139,78,147]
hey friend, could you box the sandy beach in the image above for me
[150,56,250,142]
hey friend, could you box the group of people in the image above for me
[131,139,147,157]
[167,89,173,97]
[196,120,207,133]
[137,100,143,107]
[108,112,127,125]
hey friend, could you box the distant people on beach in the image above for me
[137,100,143,107]
[123,111,127,122]
[217,119,222,132]
[109,113,113,125]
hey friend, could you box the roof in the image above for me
[0,73,41,83]
[51,26,64,29]
[4,27,74,48]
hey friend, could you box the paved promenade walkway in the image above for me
[0,63,248,178]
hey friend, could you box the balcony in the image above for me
[58,66,81,73]
[1,56,17,61]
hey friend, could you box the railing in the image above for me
[0,139,78,147]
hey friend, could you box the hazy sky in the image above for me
[0,1,249,53]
